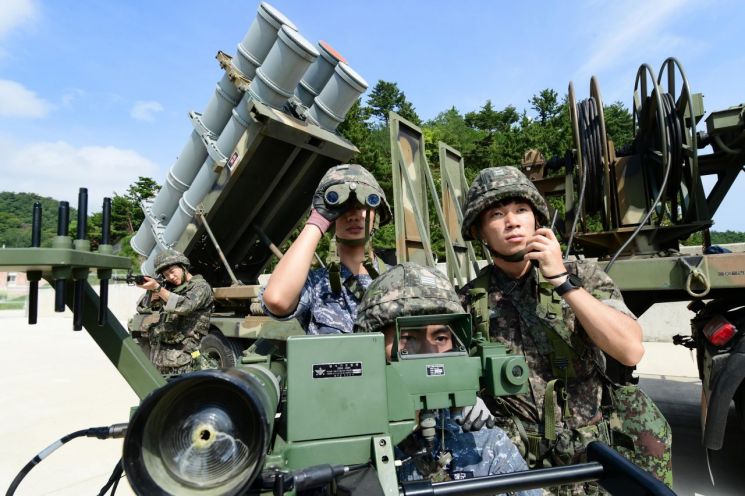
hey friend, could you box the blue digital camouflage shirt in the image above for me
[396,410,539,496]
[260,264,373,335]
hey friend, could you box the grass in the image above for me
[0,294,26,310]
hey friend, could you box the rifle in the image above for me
[112,272,161,286]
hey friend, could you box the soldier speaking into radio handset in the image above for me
[134,249,213,375]
[458,166,671,488]
[261,164,392,335]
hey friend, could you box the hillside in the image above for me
[0,192,77,248]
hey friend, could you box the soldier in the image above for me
[458,166,672,490]
[261,164,392,334]
[136,249,213,375]
[354,262,538,495]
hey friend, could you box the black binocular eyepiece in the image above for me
[323,183,381,208]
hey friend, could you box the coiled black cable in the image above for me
[605,92,682,273]
[5,423,128,496]
[566,97,605,258]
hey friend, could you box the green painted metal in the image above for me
[389,112,471,288]
[389,112,434,267]
[59,278,166,399]
[285,333,389,442]
[0,247,130,273]
[0,246,165,399]
[438,141,480,285]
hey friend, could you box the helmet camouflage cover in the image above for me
[315,163,392,226]
[354,262,465,334]
[461,165,550,241]
[154,249,190,274]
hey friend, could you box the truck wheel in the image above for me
[200,333,238,368]
[736,383,745,432]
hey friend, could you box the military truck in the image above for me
[380,56,745,472]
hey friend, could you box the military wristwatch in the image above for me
[555,273,582,297]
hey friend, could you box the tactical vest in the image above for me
[326,239,388,297]
[468,264,672,487]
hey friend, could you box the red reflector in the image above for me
[703,315,738,346]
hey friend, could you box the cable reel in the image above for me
[657,57,701,224]
[632,63,673,226]
[566,79,612,257]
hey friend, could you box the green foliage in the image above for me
[109,176,160,241]
[0,177,158,268]
[0,192,76,248]
[366,81,422,126]
[681,230,745,246]
[603,101,634,149]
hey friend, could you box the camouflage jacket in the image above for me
[260,262,376,335]
[459,261,636,430]
[152,274,213,343]
[396,410,538,496]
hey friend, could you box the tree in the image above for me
[366,80,421,126]
[530,89,561,124]
[603,101,634,148]
[110,176,160,240]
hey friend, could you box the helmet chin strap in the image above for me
[328,208,381,293]
[477,225,528,263]
[487,247,528,262]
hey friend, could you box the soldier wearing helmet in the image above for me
[353,263,537,492]
[135,249,213,375]
[261,164,392,334]
[458,167,670,488]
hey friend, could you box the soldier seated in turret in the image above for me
[354,262,539,493]
[261,164,391,334]
[135,249,214,375]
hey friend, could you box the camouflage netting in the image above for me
[354,262,465,334]
[461,166,549,241]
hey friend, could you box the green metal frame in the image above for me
[438,141,480,284]
[0,247,166,399]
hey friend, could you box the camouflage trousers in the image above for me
[149,332,207,376]
[498,390,673,495]
[605,384,673,487]
[498,417,610,496]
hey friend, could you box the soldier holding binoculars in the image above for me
[261,164,391,334]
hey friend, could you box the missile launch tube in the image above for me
[309,62,368,132]
[131,2,297,257]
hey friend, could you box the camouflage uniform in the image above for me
[355,263,533,492]
[146,250,214,375]
[396,409,539,496]
[459,166,672,491]
[261,164,391,335]
[260,263,375,334]
[129,291,164,357]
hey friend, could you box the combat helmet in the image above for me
[354,262,465,334]
[316,163,392,227]
[153,249,190,274]
[461,166,549,241]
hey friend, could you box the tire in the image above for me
[735,383,745,433]
[199,333,239,368]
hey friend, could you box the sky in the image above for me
[1,0,745,230]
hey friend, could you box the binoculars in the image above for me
[323,182,381,209]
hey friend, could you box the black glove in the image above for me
[312,188,347,223]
